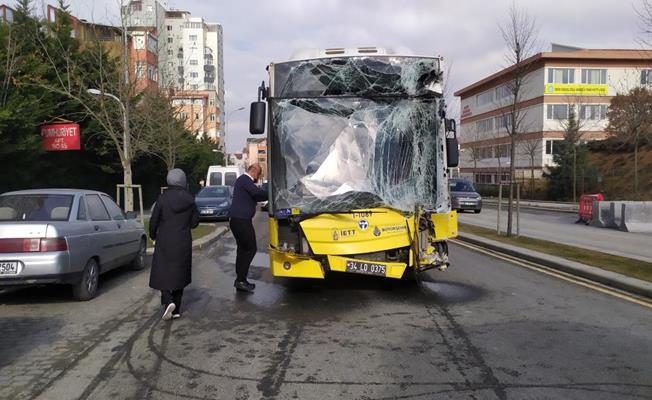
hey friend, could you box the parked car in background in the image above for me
[0,189,147,300]
[195,185,232,221]
[449,178,482,213]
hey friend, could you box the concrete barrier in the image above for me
[620,202,652,233]
[589,201,612,228]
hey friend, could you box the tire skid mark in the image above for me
[257,323,303,398]
[77,311,161,400]
[26,291,156,400]
[141,318,173,400]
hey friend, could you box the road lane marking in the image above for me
[450,239,652,310]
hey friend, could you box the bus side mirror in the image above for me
[446,138,459,168]
[249,101,266,135]
[445,118,459,168]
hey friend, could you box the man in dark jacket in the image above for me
[149,169,200,320]
[229,164,268,292]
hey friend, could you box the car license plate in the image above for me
[200,209,214,215]
[345,260,386,277]
[0,261,18,275]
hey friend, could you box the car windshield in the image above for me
[270,56,448,215]
[197,187,229,198]
[450,180,476,192]
[0,194,74,221]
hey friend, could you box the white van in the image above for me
[206,166,244,187]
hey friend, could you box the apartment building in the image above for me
[159,13,225,140]
[0,4,14,23]
[246,138,268,179]
[45,4,158,93]
[454,44,652,184]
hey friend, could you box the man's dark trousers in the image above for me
[229,217,257,282]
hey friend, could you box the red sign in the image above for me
[461,105,473,119]
[40,123,81,151]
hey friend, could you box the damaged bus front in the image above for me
[249,48,459,280]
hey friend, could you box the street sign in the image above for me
[40,123,81,151]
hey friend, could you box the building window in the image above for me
[476,90,494,106]
[494,114,512,131]
[494,85,511,100]
[147,64,157,82]
[167,49,173,55]
[495,144,511,158]
[190,72,199,78]
[205,58,213,65]
[476,118,494,134]
[167,37,173,43]
[167,25,172,31]
[179,112,188,120]
[478,147,493,160]
[579,104,607,120]
[545,139,562,155]
[641,69,652,86]
[131,1,142,11]
[194,113,200,120]
[546,104,569,120]
[190,59,198,66]
[209,113,216,121]
[547,68,575,84]
[191,84,199,90]
[135,61,145,79]
[133,35,145,50]
[189,34,198,41]
[208,96,215,106]
[581,69,607,84]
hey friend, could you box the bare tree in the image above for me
[33,1,147,211]
[606,87,652,194]
[636,0,652,47]
[518,138,540,197]
[498,2,539,236]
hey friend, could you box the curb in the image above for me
[146,226,230,255]
[456,232,652,300]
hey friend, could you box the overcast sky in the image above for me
[59,0,647,152]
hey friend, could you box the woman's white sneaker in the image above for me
[162,303,176,321]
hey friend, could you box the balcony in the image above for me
[203,65,215,72]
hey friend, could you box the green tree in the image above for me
[545,109,591,200]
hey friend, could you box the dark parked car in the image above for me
[195,186,232,221]
[449,178,482,213]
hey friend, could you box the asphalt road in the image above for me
[458,206,652,263]
[1,213,651,399]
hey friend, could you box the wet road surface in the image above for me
[1,214,651,399]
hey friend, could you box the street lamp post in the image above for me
[87,88,133,212]
[223,106,245,166]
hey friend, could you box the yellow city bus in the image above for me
[249,47,459,280]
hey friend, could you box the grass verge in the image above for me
[144,220,218,248]
[458,222,652,283]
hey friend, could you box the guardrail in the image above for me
[483,198,578,213]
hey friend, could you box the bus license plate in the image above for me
[0,262,18,275]
[345,260,386,277]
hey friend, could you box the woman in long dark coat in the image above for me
[149,169,199,321]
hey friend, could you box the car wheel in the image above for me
[73,258,99,301]
[131,238,147,270]
[474,209,481,214]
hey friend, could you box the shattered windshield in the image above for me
[270,56,448,215]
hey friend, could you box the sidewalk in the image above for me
[145,225,229,256]
[458,207,652,263]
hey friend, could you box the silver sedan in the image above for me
[0,189,147,300]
